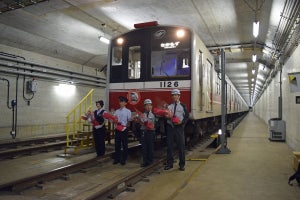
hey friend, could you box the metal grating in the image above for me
[0,0,48,14]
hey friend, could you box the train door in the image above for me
[110,31,147,84]
[228,84,232,112]
[198,51,203,111]
[205,60,213,112]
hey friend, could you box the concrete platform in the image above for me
[115,112,300,200]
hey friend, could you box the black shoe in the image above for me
[164,165,173,170]
[120,161,126,165]
[141,163,148,167]
[113,161,119,165]
[179,167,185,171]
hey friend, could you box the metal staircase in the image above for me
[64,89,94,155]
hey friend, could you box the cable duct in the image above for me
[272,0,300,61]
[253,0,300,104]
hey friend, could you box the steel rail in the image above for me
[0,143,141,192]
[85,158,166,200]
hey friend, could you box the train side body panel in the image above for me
[190,31,221,120]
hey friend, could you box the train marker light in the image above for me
[134,21,158,29]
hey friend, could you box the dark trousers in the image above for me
[114,129,128,163]
[93,127,106,156]
[166,124,185,168]
[141,130,155,165]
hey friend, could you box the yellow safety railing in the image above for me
[65,89,94,153]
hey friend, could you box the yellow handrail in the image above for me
[65,89,94,148]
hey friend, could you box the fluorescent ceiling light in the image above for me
[253,21,259,38]
[99,36,110,44]
[252,54,257,62]
[258,64,264,71]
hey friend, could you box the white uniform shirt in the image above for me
[115,107,131,126]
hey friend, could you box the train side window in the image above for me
[110,46,123,83]
[128,46,141,79]
[112,46,122,65]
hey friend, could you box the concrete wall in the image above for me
[0,45,106,140]
[254,45,300,151]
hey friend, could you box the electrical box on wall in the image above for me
[27,79,37,93]
[288,72,300,93]
[296,96,300,104]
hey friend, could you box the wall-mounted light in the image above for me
[98,35,110,44]
[252,69,256,74]
[253,21,259,38]
[54,83,76,97]
[218,129,222,135]
[252,54,257,62]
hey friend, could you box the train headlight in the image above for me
[176,29,185,38]
[117,37,124,45]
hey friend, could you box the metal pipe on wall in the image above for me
[0,55,106,82]
[279,69,283,119]
[0,77,12,109]
[0,68,105,88]
[0,61,106,86]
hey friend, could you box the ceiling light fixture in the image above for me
[98,35,110,44]
[252,54,257,62]
[253,21,259,38]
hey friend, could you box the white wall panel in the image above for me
[254,45,300,151]
[0,45,105,140]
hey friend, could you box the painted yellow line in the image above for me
[186,158,208,161]
[166,159,208,200]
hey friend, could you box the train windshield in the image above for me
[150,28,191,79]
[151,49,190,77]
[109,27,191,83]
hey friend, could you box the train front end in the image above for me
[106,23,192,113]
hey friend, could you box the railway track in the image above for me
[0,134,68,159]
[0,134,216,200]
[0,142,142,192]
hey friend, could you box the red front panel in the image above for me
[109,89,191,113]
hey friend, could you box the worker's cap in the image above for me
[171,89,181,95]
[144,99,152,105]
[119,96,128,102]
